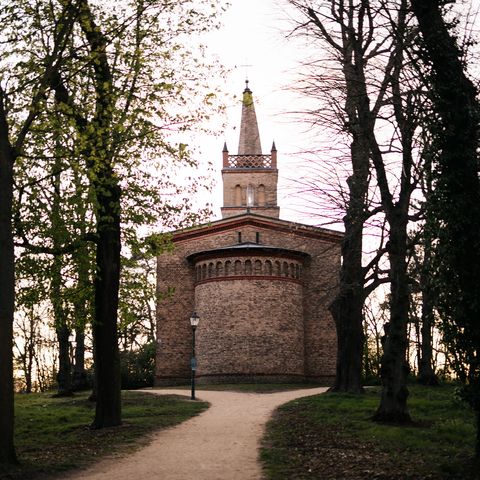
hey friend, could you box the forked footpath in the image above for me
[65,387,327,480]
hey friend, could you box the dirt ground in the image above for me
[64,387,327,480]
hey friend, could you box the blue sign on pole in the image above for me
[191,357,197,370]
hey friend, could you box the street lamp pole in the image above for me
[190,312,200,400]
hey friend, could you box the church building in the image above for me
[155,82,342,385]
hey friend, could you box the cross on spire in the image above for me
[239,62,253,82]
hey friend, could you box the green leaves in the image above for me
[6,0,226,393]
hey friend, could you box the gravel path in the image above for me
[66,387,327,480]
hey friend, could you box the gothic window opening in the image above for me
[234,184,242,206]
[258,184,266,206]
[246,184,254,206]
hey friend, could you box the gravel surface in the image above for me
[64,387,327,480]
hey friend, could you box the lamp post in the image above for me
[190,311,200,400]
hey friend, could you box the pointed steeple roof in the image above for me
[237,80,262,155]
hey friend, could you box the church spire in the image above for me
[237,80,262,155]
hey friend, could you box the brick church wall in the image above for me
[195,278,304,381]
[155,218,341,385]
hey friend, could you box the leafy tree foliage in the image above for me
[1,0,224,462]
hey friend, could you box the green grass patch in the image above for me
[156,383,321,393]
[2,390,208,480]
[261,384,478,479]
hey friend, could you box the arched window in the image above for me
[246,184,254,206]
[208,263,214,278]
[245,259,252,275]
[283,262,289,277]
[254,260,262,275]
[216,261,223,277]
[201,264,207,280]
[234,260,242,275]
[290,263,295,278]
[225,260,231,276]
[275,261,281,276]
[258,184,266,206]
[265,260,273,275]
[234,185,242,206]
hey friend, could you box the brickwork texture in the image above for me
[155,217,341,385]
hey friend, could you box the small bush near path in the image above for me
[261,384,478,479]
[1,391,208,480]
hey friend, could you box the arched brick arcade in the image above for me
[187,244,310,383]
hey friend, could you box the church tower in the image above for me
[155,80,342,387]
[221,81,280,219]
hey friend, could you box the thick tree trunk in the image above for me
[76,0,122,428]
[0,95,17,464]
[374,226,411,423]
[356,4,413,422]
[91,177,122,428]
[329,218,365,393]
[328,59,371,394]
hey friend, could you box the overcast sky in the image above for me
[197,0,327,225]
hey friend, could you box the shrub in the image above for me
[119,341,156,389]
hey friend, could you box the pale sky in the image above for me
[197,0,330,225]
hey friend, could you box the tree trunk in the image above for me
[76,0,122,428]
[91,176,122,428]
[374,225,411,423]
[329,225,365,393]
[358,3,413,423]
[418,238,438,385]
[72,327,88,391]
[327,59,371,394]
[418,159,438,386]
[72,251,89,392]
[72,237,91,391]
[0,93,18,464]
[54,324,73,396]
[51,149,73,397]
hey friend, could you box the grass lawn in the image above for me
[261,384,478,479]
[1,390,208,480]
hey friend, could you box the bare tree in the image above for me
[285,2,424,411]
[286,0,394,394]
